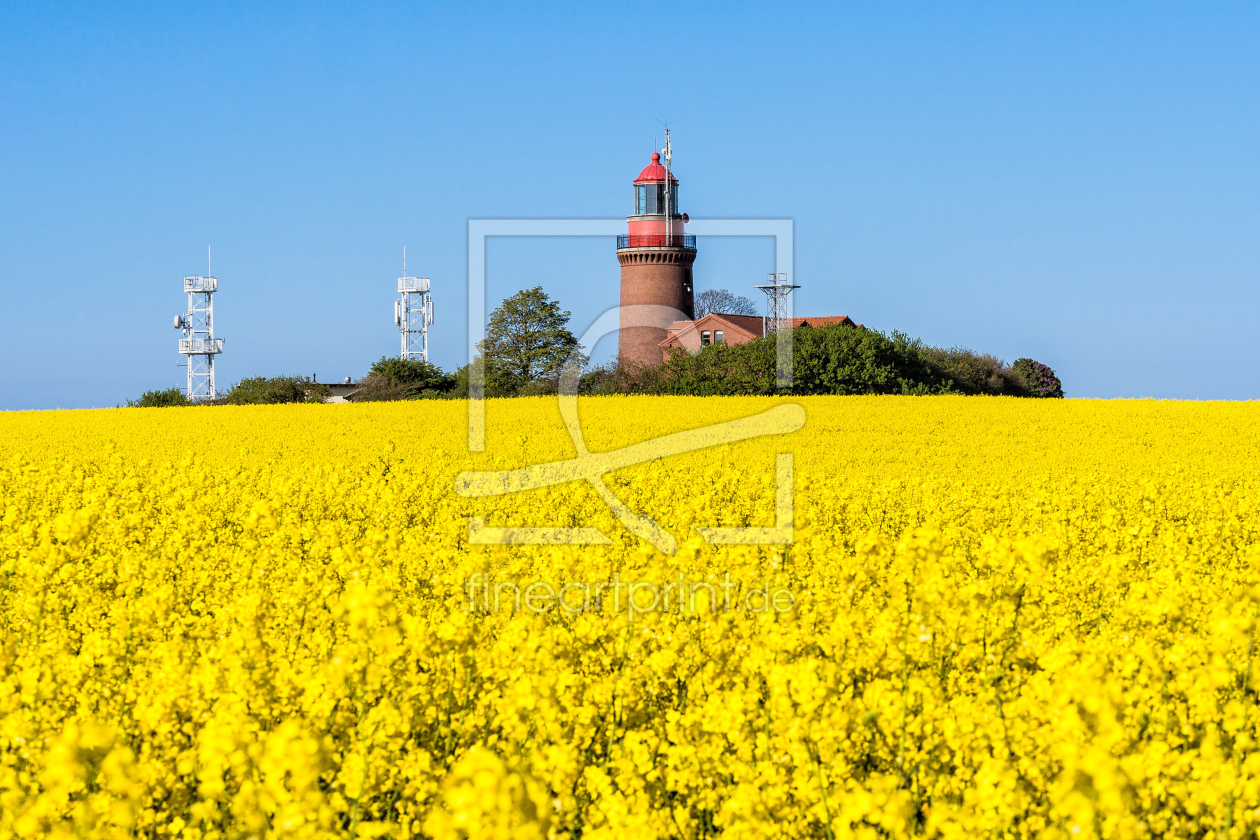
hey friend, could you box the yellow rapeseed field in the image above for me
[2,395,1259,839]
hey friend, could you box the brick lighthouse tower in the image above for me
[617,135,696,367]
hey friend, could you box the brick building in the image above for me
[659,314,858,354]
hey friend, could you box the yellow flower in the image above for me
[1,395,1259,838]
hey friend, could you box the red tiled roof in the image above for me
[707,313,766,335]
[788,316,856,328]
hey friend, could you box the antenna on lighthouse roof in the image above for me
[663,128,674,246]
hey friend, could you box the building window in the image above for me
[714,330,724,345]
[700,330,711,346]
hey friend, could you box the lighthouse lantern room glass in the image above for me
[634,182,678,216]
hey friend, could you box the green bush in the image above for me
[517,379,558,397]
[597,323,1063,399]
[657,337,778,396]
[368,357,455,392]
[1012,358,1065,398]
[449,365,470,399]
[791,327,951,396]
[351,357,457,402]
[919,346,1027,396]
[127,387,189,407]
[652,325,953,396]
[442,364,500,400]
[224,376,329,405]
[578,364,628,396]
[349,374,410,402]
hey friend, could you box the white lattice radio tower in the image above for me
[173,248,225,400]
[394,247,433,361]
[755,272,800,335]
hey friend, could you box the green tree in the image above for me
[127,387,189,407]
[479,286,584,395]
[224,375,329,405]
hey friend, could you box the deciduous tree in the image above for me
[479,287,584,395]
[694,288,759,318]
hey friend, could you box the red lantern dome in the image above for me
[634,151,678,184]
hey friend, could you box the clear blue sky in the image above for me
[2,1,1257,408]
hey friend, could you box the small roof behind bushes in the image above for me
[789,316,858,329]
[660,312,860,353]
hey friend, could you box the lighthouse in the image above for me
[617,141,697,367]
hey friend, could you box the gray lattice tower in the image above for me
[175,273,224,400]
[755,272,800,335]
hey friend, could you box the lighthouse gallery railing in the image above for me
[616,234,696,249]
